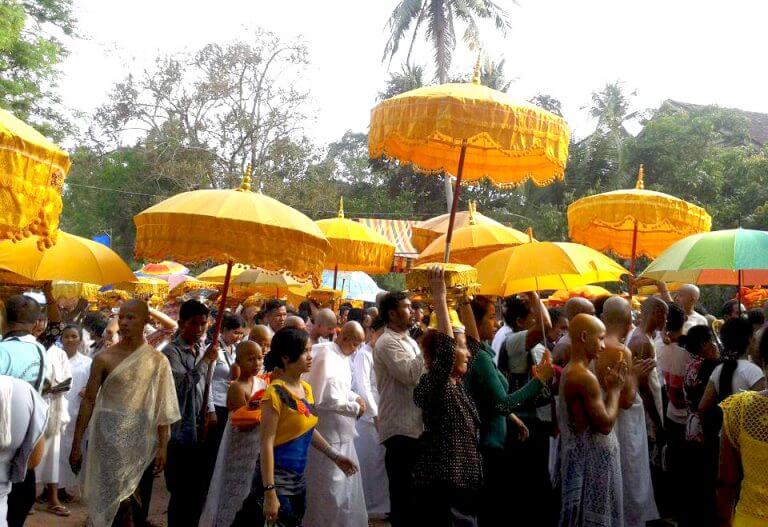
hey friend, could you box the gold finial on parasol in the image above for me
[468,201,477,225]
[527,227,534,242]
[338,196,345,218]
[239,164,252,192]
[635,164,645,190]
[471,52,482,85]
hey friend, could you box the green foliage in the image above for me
[0,0,74,138]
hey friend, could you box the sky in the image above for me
[57,0,768,146]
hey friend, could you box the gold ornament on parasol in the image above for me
[315,197,396,288]
[415,203,530,266]
[0,108,71,249]
[370,57,570,261]
[115,276,169,298]
[567,165,711,292]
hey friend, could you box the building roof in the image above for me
[659,99,768,147]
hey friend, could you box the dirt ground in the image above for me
[26,475,390,526]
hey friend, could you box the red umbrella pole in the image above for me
[443,139,468,263]
[333,264,339,289]
[199,259,234,435]
[628,219,639,302]
[738,269,743,314]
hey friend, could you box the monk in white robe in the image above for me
[59,331,92,495]
[304,322,368,527]
[352,341,389,519]
[69,301,180,527]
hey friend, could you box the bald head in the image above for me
[569,314,606,361]
[602,296,632,338]
[311,308,337,341]
[249,324,272,353]
[117,299,150,340]
[284,315,307,332]
[336,321,365,355]
[565,297,596,320]
[674,284,700,313]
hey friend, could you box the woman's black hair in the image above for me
[503,295,530,329]
[470,296,494,325]
[718,317,753,399]
[222,313,246,332]
[297,300,313,322]
[347,307,365,324]
[548,307,565,326]
[747,308,765,328]
[665,302,686,333]
[758,327,768,369]
[679,324,715,357]
[263,327,308,372]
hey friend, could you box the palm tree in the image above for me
[383,0,511,83]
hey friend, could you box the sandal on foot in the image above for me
[47,505,71,517]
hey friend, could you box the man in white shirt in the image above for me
[490,296,516,366]
[0,376,48,527]
[352,337,389,520]
[304,322,367,527]
[373,292,423,527]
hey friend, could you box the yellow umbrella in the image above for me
[315,198,396,287]
[115,276,169,298]
[134,169,329,283]
[135,167,330,424]
[476,240,628,297]
[199,264,311,299]
[370,59,570,261]
[547,285,612,306]
[0,230,135,285]
[567,165,711,277]
[168,278,221,298]
[0,108,71,249]
[51,281,100,302]
[415,205,530,266]
[411,201,507,252]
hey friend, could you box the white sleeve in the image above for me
[307,350,359,417]
[353,352,378,418]
[743,362,766,389]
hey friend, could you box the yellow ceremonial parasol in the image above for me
[547,285,612,306]
[567,165,711,294]
[199,265,312,300]
[115,276,170,298]
[0,230,135,285]
[415,203,530,266]
[0,108,71,249]
[476,237,628,297]
[370,58,570,261]
[51,281,100,302]
[315,197,396,288]
[411,201,508,252]
[135,167,329,407]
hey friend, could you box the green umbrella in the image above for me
[639,228,768,289]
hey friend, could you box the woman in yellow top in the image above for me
[232,327,357,527]
[717,329,768,527]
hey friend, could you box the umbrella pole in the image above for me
[629,219,638,302]
[443,139,468,263]
[199,259,234,436]
[738,269,743,314]
[333,264,339,290]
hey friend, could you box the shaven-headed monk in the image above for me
[249,324,272,355]
[69,300,180,526]
[600,297,659,527]
[304,321,367,526]
[310,308,337,345]
[559,314,626,527]
[553,297,596,366]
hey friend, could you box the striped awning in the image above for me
[356,218,418,272]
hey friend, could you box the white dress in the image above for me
[199,376,267,527]
[616,393,659,527]
[352,344,389,519]
[559,391,624,527]
[304,343,368,527]
[35,345,72,485]
[58,352,92,491]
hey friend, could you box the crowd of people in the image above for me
[0,273,766,527]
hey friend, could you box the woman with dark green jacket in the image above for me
[460,297,554,526]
